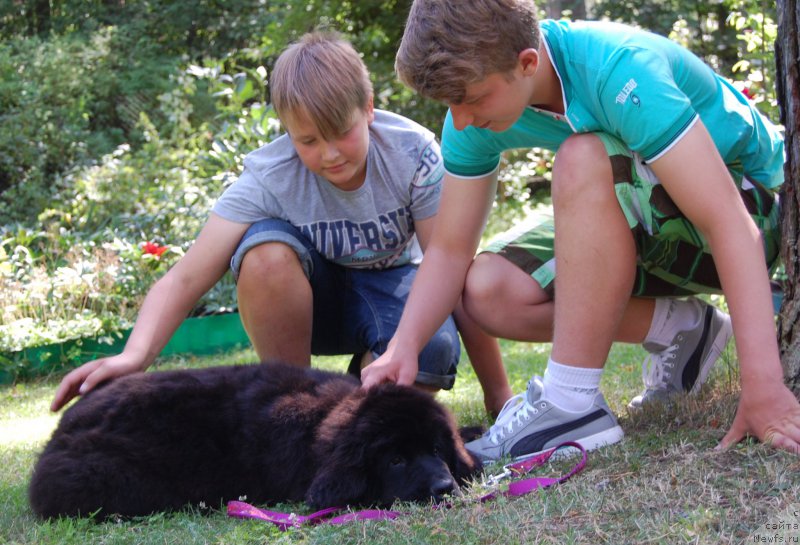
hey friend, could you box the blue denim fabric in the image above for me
[231,219,459,389]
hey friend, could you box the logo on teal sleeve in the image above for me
[615,78,639,105]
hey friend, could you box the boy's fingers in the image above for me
[50,383,77,412]
[78,372,99,395]
[396,367,417,387]
[360,364,384,389]
[766,419,800,456]
[79,365,117,395]
[361,360,409,389]
[715,432,741,451]
[50,360,103,412]
[768,433,800,456]
[715,409,800,455]
[715,417,747,451]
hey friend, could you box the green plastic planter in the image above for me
[1,313,251,384]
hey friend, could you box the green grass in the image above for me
[2,343,799,544]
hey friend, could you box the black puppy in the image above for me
[29,363,481,519]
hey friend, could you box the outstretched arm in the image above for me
[650,120,800,455]
[361,171,498,388]
[51,214,249,411]
[414,211,511,415]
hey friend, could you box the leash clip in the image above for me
[484,466,513,486]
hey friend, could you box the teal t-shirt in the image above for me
[442,19,785,188]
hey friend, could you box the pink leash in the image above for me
[227,441,587,530]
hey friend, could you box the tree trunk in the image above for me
[29,0,51,35]
[776,0,800,393]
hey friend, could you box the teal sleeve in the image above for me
[597,46,700,161]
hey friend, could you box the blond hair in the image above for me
[395,0,540,103]
[270,31,373,140]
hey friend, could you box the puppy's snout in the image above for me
[430,477,455,500]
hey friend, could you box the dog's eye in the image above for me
[390,455,406,467]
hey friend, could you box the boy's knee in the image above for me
[238,242,306,286]
[552,133,610,197]
[416,323,460,390]
[556,133,607,163]
[463,254,503,315]
[426,328,460,363]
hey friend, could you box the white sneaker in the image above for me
[465,376,624,462]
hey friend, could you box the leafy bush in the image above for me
[0,34,95,221]
[1,63,281,356]
[0,1,781,369]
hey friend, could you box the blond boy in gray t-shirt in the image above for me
[50,32,506,413]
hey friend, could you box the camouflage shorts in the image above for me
[483,132,782,298]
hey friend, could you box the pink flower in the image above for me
[141,241,168,258]
[741,87,755,100]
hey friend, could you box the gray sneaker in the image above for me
[628,299,733,410]
[465,376,624,462]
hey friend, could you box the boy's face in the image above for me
[285,100,374,191]
[448,51,538,133]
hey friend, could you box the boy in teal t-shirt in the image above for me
[361,0,800,459]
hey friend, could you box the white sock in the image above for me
[541,357,603,412]
[643,298,702,350]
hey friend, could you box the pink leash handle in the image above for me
[227,441,587,530]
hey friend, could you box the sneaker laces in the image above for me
[487,392,538,445]
[642,340,680,389]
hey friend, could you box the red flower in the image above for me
[142,241,168,258]
[741,87,755,100]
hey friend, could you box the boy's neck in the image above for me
[529,45,565,115]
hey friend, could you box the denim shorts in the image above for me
[230,218,460,389]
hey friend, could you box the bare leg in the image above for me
[453,300,511,417]
[236,242,313,366]
[550,134,637,367]
[463,252,654,344]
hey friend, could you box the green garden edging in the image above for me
[0,313,251,385]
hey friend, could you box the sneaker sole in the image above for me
[688,309,733,394]
[512,424,625,462]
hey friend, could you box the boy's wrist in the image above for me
[120,345,154,371]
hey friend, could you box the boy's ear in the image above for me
[365,95,375,123]
[518,48,540,76]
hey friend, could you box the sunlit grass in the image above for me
[3,339,798,545]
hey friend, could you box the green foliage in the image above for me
[0,26,182,223]
[727,6,779,120]
[0,0,782,360]
[0,34,94,221]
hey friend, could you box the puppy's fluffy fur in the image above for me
[29,363,481,518]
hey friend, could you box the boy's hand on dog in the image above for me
[51,354,146,412]
[717,383,800,456]
[360,347,418,389]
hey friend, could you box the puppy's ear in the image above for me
[458,425,485,443]
[447,421,483,484]
[451,441,483,485]
[305,464,368,508]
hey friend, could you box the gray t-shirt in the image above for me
[213,109,444,269]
